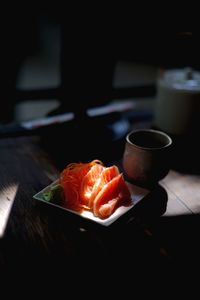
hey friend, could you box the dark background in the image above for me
[0,8,198,123]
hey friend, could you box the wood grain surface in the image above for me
[0,135,200,286]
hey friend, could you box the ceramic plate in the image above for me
[33,180,149,226]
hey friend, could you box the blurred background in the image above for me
[1,9,198,124]
[1,9,200,169]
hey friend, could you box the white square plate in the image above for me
[33,180,150,226]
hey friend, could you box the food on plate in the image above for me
[43,184,64,205]
[43,160,132,219]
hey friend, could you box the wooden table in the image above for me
[0,134,200,287]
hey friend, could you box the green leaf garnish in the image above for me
[43,184,64,205]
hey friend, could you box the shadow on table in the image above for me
[39,113,129,170]
[33,182,169,272]
[4,182,200,291]
[30,183,169,281]
[171,136,200,174]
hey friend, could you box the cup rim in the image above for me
[126,129,173,150]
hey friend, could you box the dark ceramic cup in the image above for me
[122,129,172,187]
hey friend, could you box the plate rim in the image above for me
[33,179,150,226]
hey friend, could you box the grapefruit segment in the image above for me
[59,160,131,218]
[80,164,104,206]
[89,165,120,209]
[93,173,131,218]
